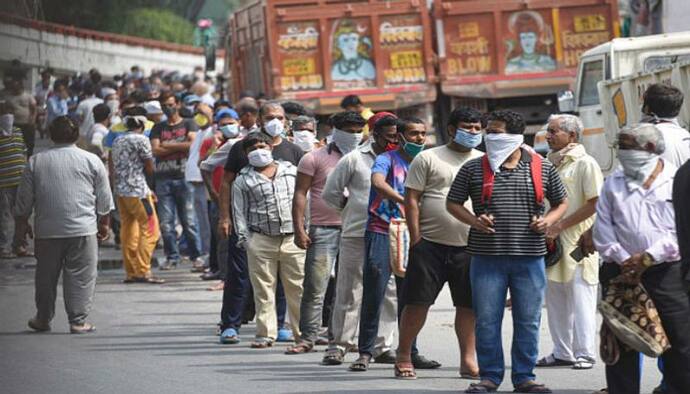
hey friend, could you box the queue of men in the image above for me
[2,63,690,394]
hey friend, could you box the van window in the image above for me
[579,59,604,106]
[644,54,690,72]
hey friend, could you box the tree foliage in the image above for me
[113,8,195,45]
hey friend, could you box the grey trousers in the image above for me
[330,236,397,355]
[34,235,98,325]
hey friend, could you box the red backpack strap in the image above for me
[481,155,494,205]
[530,153,544,206]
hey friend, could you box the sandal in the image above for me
[349,354,371,372]
[412,354,442,369]
[322,348,345,365]
[460,370,481,380]
[394,361,417,380]
[133,277,165,284]
[70,322,96,334]
[573,357,595,370]
[513,381,552,393]
[250,337,273,349]
[536,354,574,367]
[285,342,313,355]
[466,381,498,393]
[373,350,397,364]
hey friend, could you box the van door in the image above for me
[577,54,615,171]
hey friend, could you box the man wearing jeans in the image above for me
[447,110,568,393]
[288,112,362,362]
[150,92,202,270]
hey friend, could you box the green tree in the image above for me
[112,7,195,45]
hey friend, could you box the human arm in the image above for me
[445,162,495,234]
[218,170,237,238]
[593,181,632,264]
[322,156,352,212]
[13,161,35,237]
[29,95,37,123]
[546,197,597,239]
[404,188,423,244]
[201,168,219,203]
[530,162,568,233]
[371,154,403,204]
[160,131,195,152]
[292,171,312,249]
[231,180,249,248]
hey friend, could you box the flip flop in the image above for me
[349,355,371,372]
[284,342,313,355]
[70,322,96,334]
[250,337,273,349]
[466,381,499,393]
[513,381,553,393]
[394,361,416,380]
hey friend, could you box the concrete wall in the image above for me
[0,21,225,83]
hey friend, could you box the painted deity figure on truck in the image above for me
[330,19,376,86]
[505,11,557,74]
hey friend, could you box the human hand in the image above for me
[218,219,232,239]
[545,221,562,241]
[97,223,110,241]
[472,214,495,234]
[578,228,595,256]
[294,229,311,250]
[530,215,550,234]
[619,254,647,285]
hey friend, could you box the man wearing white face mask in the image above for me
[594,124,690,394]
[0,105,29,258]
[291,115,320,152]
[216,102,303,345]
[287,111,362,361]
[447,110,568,393]
[232,132,305,349]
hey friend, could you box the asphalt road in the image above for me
[0,138,661,393]
[0,254,662,394]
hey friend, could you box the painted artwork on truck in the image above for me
[504,11,556,74]
[330,19,376,88]
[277,21,324,92]
[378,14,427,85]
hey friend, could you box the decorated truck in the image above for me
[224,0,619,142]
[225,0,437,130]
[434,0,619,138]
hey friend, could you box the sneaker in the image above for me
[220,328,240,344]
[28,317,51,332]
[276,328,294,342]
[159,259,178,271]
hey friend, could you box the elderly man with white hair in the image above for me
[594,124,690,394]
[537,114,604,370]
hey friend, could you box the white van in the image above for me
[533,32,690,172]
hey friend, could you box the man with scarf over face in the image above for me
[447,110,568,393]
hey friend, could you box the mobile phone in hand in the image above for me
[570,245,585,262]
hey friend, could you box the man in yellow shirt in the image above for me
[340,95,374,136]
[538,114,603,370]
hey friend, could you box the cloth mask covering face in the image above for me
[264,118,285,138]
[106,100,120,116]
[219,124,240,139]
[402,135,425,157]
[484,133,524,173]
[293,130,317,152]
[332,128,363,154]
[454,128,482,149]
[194,113,209,128]
[0,114,14,137]
[247,148,274,168]
[162,105,176,118]
[618,149,660,187]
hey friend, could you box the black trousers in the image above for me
[601,262,690,394]
[16,123,35,157]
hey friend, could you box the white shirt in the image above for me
[185,127,213,182]
[76,96,103,138]
[593,160,680,264]
[656,119,690,168]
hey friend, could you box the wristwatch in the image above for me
[641,253,655,267]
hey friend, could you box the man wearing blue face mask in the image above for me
[447,110,568,394]
[395,107,484,380]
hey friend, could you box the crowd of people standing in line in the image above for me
[1,62,690,394]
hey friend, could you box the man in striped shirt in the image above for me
[0,104,29,258]
[232,132,305,349]
[447,110,568,394]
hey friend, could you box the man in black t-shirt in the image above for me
[446,110,568,394]
[150,92,202,270]
[217,101,303,344]
[674,160,690,284]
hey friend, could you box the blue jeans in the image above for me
[470,255,546,387]
[358,230,417,356]
[221,232,287,331]
[299,226,341,344]
[190,182,211,256]
[155,178,202,261]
